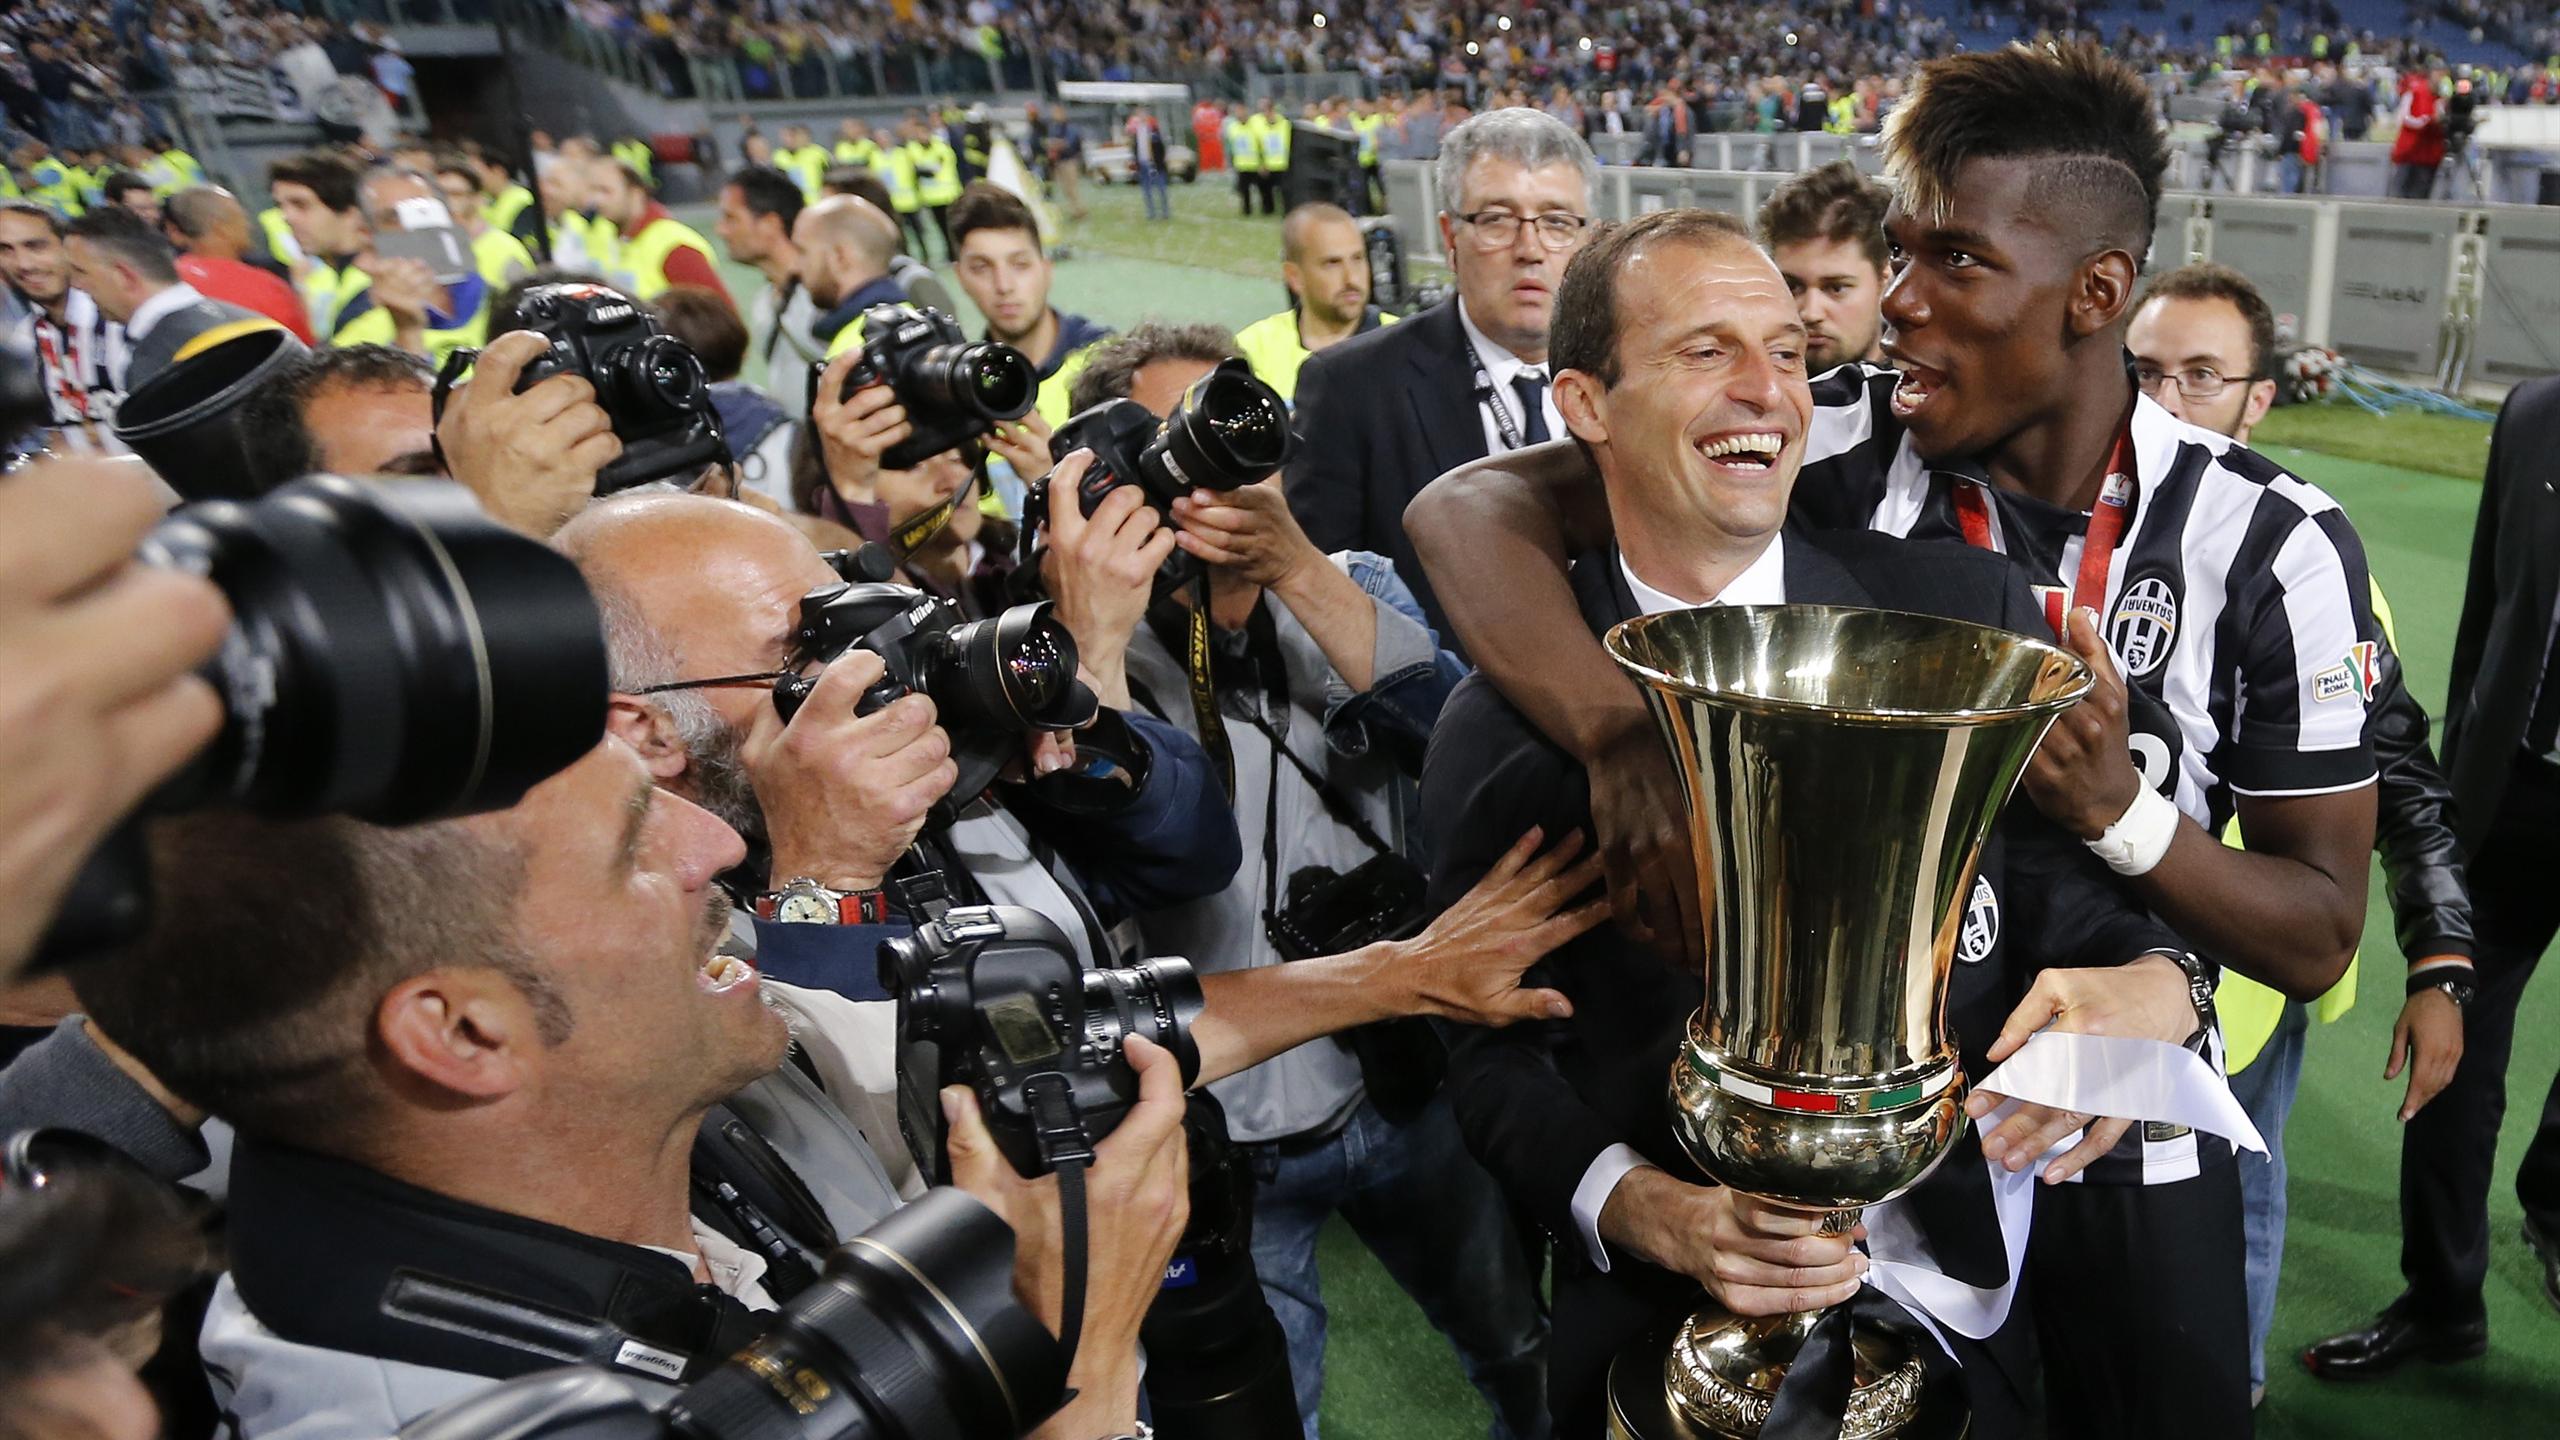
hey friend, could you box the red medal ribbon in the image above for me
[1948,422,2137,640]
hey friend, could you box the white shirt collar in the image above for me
[123,282,204,342]
[1456,296,1544,385]
[644,1218,777,1311]
[1619,533,1788,615]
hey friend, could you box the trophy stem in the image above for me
[1819,1207,1864,1236]
[1661,1297,1925,1440]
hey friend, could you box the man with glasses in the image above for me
[2131,262,2477,1407]
[1285,107,1596,646]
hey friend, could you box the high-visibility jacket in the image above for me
[778,144,830,201]
[30,158,81,215]
[1234,306,1397,404]
[484,184,536,237]
[301,258,370,340]
[1350,112,1384,165]
[835,138,889,178]
[555,211,606,273]
[611,214,719,301]
[257,207,303,269]
[1227,118,1261,172]
[908,138,960,206]
[331,269,489,366]
[1825,95,1857,134]
[470,226,537,292]
[1252,115,1290,169]
[155,148,206,195]
[0,168,17,199]
[880,146,921,212]
[611,137,655,185]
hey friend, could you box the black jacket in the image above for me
[1420,528,2189,1436]
[1285,299,1489,644]
[2443,375,2560,853]
[2366,619,2474,959]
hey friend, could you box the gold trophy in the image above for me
[1600,605,2091,1440]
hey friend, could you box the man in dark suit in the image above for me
[1285,107,1598,642]
[2307,374,2560,1376]
[1423,209,2212,1438]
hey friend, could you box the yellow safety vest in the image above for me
[611,138,655,185]
[1254,115,1290,169]
[31,158,81,215]
[0,168,17,199]
[484,184,536,236]
[2217,575,2403,1071]
[1037,345,1098,431]
[1227,119,1261,172]
[470,227,537,292]
[302,258,369,340]
[909,139,960,207]
[835,138,888,177]
[156,149,205,195]
[1233,308,1399,404]
[779,144,829,201]
[879,145,920,212]
[1351,112,1384,165]
[332,271,488,366]
[613,214,718,301]
[256,207,302,269]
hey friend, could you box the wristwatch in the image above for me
[753,877,890,925]
[2163,950,2217,1044]
[2407,967,2476,1009]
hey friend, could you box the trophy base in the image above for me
[1603,1308,1967,1440]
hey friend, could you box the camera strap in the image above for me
[888,452,989,556]
[1182,572,1239,802]
[1022,1072,1097,1392]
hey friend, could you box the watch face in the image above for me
[777,892,836,924]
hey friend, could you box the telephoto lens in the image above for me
[34,475,610,965]
[1046,359,1292,519]
[829,305,1038,473]
[144,474,609,821]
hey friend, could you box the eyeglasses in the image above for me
[2134,364,2254,401]
[1453,209,1592,251]
[633,669,798,697]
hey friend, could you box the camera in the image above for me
[881,905,1203,1180]
[440,282,729,495]
[38,474,609,963]
[818,304,1038,472]
[396,1188,1070,1440]
[1028,359,1291,588]
[881,904,1301,1439]
[775,576,1099,823]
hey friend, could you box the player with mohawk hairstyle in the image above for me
[1409,40,2386,1440]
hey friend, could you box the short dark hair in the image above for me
[2139,262,2278,381]
[237,344,436,491]
[725,163,804,233]
[948,181,1037,254]
[1551,209,1751,388]
[0,199,64,238]
[651,284,749,383]
[1068,321,1244,413]
[823,167,895,218]
[1880,41,2170,258]
[100,169,154,207]
[268,149,363,214]
[1756,160,1889,272]
[71,811,544,1153]
[431,147,484,192]
[65,206,178,283]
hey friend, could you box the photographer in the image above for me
[69,736,1188,1440]
[1068,323,1556,1440]
[236,333,617,535]
[338,167,489,363]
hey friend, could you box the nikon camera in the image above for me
[814,305,1038,472]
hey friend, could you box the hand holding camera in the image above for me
[1168,475,1325,591]
[433,330,622,538]
[1037,451,1176,709]
[0,460,228,977]
[362,254,444,339]
[810,345,916,502]
[743,647,959,894]
[984,409,1056,483]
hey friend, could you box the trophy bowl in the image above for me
[1603,605,2090,1440]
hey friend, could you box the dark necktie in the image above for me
[1511,369,1551,445]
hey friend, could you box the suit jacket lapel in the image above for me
[1776,529,1877,608]
[1405,301,1489,489]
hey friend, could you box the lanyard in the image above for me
[1468,342,1529,453]
[1949,422,2137,639]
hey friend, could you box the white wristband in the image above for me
[2084,785,2179,877]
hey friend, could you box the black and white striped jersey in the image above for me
[1794,365,2380,1185]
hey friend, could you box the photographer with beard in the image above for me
[1065,322,1565,1440]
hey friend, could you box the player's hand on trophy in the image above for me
[1967,953,2201,1182]
[2023,607,2145,841]
[1600,1167,1868,1316]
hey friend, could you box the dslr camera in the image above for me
[777,560,1098,823]
[1029,358,1291,585]
[881,902,1302,1438]
[439,282,729,495]
[815,304,1038,472]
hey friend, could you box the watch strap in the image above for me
[753,881,890,925]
